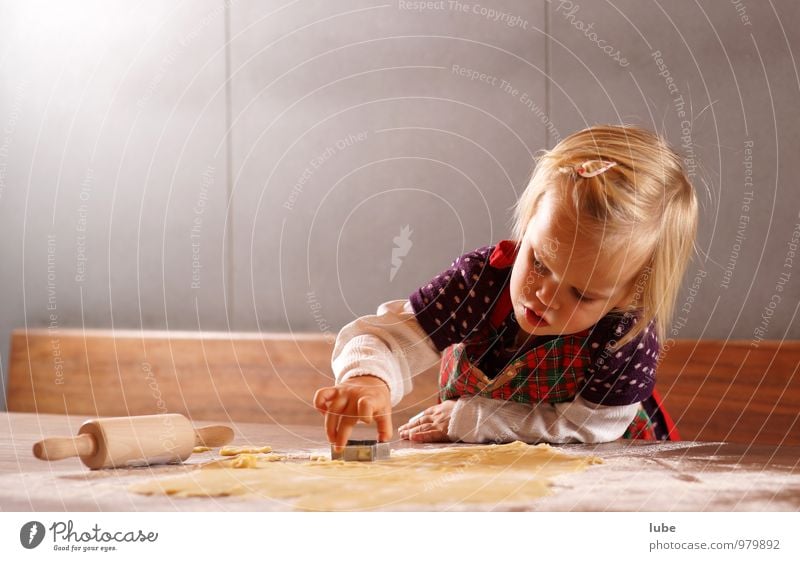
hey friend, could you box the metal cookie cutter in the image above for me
[330,440,390,462]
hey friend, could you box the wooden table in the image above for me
[2,412,799,511]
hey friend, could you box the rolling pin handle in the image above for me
[33,433,97,461]
[193,425,234,448]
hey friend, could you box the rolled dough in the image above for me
[129,441,601,510]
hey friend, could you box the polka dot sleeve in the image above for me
[408,245,507,352]
[581,317,661,406]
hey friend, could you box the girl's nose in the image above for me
[536,278,561,310]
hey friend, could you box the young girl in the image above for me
[314,124,698,451]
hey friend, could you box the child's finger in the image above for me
[400,423,423,440]
[324,393,349,443]
[334,416,358,452]
[411,429,445,443]
[356,396,374,424]
[325,410,340,445]
[406,411,425,427]
[313,387,337,413]
[406,422,433,439]
[375,409,393,442]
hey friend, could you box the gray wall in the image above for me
[1,0,798,411]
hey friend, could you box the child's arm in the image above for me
[446,395,639,444]
[318,242,507,448]
[315,299,442,449]
[331,299,442,405]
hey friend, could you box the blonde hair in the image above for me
[511,124,698,349]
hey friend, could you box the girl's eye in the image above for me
[532,258,547,274]
[573,289,593,302]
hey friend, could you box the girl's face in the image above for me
[510,192,645,337]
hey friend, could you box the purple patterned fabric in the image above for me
[408,242,661,407]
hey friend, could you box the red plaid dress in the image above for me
[431,242,676,441]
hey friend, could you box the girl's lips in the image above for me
[524,305,550,327]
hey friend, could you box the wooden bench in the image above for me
[5,328,440,430]
[6,329,800,445]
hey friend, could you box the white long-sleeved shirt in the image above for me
[332,299,639,443]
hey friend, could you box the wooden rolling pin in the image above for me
[32,413,234,469]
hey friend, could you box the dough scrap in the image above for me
[130,441,601,510]
[228,454,259,469]
[203,454,287,469]
[192,446,212,453]
[220,445,273,456]
[257,453,286,462]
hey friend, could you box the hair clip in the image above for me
[558,160,618,178]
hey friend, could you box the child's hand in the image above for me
[313,375,392,452]
[398,400,457,443]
